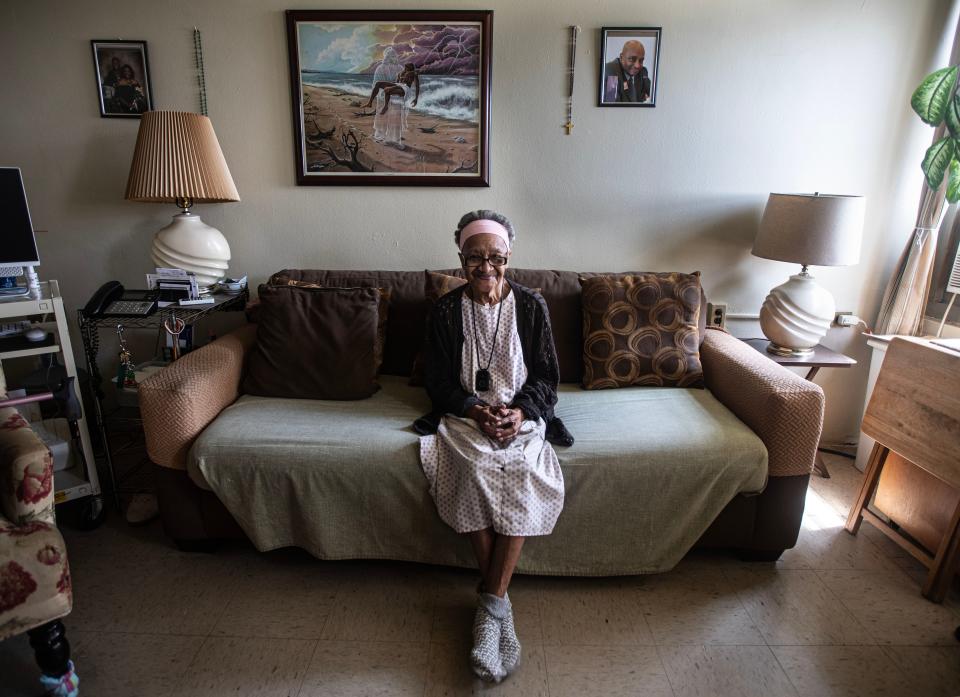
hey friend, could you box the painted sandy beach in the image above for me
[301,84,480,175]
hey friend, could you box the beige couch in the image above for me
[138,269,825,573]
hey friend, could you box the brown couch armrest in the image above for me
[701,328,824,477]
[139,324,257,470]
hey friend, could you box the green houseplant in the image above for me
[913,66,960,202]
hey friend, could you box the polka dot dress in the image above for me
[420,289,565,536]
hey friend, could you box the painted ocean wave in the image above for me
[302,71,479,123]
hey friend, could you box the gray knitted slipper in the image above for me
[499,606,522,674]
[471,604,505,682]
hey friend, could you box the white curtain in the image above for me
[875,12,960,335]
[874,188,945,335]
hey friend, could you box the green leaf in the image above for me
[948,159,960,203]
[947,94,960,136]
[922,136,955,189]
[912,66,958,125]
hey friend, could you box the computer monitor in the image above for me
[0,167,40,274]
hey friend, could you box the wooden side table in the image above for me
[742,338,857,478]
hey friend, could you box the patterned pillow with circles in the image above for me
[579,272,704,389]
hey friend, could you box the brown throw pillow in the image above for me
[426,270,467,301]
[409,271,541,386]
[408,271,468,386]
[269,277,390,374]
[243,285,383,400]
[580,272,704,389]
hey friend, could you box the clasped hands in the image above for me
[466,404,524,444]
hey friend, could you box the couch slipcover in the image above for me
[188,376,766,575]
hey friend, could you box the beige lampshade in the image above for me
[125,111,240,203]
[752,193,864,267]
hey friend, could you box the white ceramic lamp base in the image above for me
[151,212,230,291]
[759,270,834,356]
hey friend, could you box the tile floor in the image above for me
[2,453,959,697]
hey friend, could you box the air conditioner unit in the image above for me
[937,244,960,336]
[948,245,960,295]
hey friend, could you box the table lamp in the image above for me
[752,193,865,356]
[125,111,240,291]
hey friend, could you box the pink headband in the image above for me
[458,219,511,251]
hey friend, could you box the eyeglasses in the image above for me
[462,253,509,267]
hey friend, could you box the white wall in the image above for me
[0,0,952,444]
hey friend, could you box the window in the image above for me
[926,205,960,328]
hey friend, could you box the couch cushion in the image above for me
[425,270,468,301]
[270,269,708,385]
[437,268,585,383]
[263,275,390,373]
[189,377,767,575]
[410,271,545,385]
[408,271,469,386]
[243,285,382,400]
[580,273,704,389]
[270,270,428,378]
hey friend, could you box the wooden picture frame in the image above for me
[285,9,492,186]
[598,27,661,107]
[91,40,153,118]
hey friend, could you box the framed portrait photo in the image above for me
[598,27,661,107]
[285,9,492,186]
[91,40,153,118]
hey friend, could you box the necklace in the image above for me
[470,289,504,393]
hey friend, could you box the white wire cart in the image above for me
[0,281,102,527]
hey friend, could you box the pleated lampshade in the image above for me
[125,111,239,203]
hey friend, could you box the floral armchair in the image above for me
[0,405,79,696]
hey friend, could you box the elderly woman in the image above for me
[415,210,573,682]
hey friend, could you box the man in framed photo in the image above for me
[603,40,651,103]
[92,40,152,118]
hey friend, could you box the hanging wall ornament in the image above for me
[194,27,208,115]
[565,25,580,135]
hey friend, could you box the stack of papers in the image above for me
[146,268,200,307]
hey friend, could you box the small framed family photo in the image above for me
[285,9,492,186]
[598,27,661,107]
[91,40,153,118]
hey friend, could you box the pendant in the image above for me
[475,368,491,392]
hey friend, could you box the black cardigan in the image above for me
[412,280,574,447]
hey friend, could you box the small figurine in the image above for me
[115,325,137,389]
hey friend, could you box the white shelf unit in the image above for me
[0,344,61,360]
[0,281,101,510]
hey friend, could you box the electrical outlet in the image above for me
[706,302,727,328]
[834,312,860,327]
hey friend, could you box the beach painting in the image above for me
[285,10,492,186]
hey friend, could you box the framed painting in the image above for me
[598,27,661,107]
[91,40,153,118]
[285,10,492,186]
